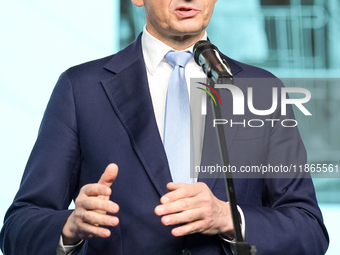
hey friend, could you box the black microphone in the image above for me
[193,40,233,84]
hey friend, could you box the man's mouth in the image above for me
[175,6,199,18]
[178,8,191,11]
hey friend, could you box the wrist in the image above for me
[218,201,234,236]
[62,234,82,246]
[62,213,81,245]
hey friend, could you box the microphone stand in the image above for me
[207,77,257,255]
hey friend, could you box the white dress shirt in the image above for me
[141,25,207,171]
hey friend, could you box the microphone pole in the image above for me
[194,41,256,255]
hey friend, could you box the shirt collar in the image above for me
[141,25,207,75]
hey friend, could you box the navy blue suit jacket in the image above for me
[0,34,328,255]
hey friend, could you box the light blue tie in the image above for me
[163,50,193,184]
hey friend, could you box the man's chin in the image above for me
[170,22,205,37]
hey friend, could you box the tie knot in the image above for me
[164,51,192,68]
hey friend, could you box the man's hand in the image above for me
[154,182,234,238]
[62,164,120,245]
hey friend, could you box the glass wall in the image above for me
[0,1,119,254]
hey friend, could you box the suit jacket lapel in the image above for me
[100,36,246,196]
[101,34,172,196]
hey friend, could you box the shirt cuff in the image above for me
[57,235,83,255]
[219,204,245,244]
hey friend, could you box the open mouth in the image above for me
[179,8,192,11]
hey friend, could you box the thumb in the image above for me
[98,163,119,187]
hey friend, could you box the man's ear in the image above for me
[131,0,144,7]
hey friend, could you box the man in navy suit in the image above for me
[0,0,329,254]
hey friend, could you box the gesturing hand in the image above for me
[62,163,120,245]
[154,182,234,238]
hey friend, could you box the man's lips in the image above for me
[174,6,199,18]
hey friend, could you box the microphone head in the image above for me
[193,40,233,84]
[193,40,218,66]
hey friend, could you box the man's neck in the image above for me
[146,26,205,51]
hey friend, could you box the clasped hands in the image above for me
[62,164,234,245]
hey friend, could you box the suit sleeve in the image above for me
[238,80,329,255]
[0,71,84,255]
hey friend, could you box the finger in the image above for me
[161,183,201,204]
[80,210,119,227]
[160,208,202,226]
[77,221,112,239]
[171,220,207,237]
[77,197,119,214]
[166,182,181,191]
[82,184,112,197]
[98,163,118,188]
[155,197,197,216]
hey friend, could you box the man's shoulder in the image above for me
[66,54,115,77]
[64,34,143,81]
[220,53,277,79]
[234,60,277,79]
